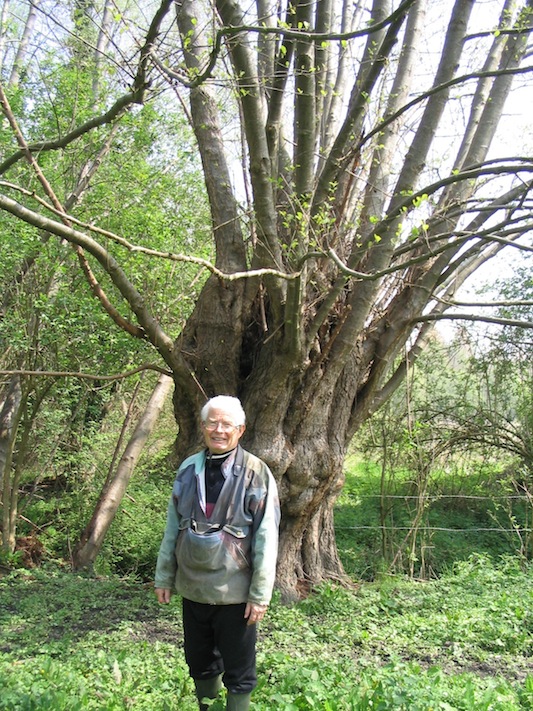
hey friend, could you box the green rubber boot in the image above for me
[194,675,223,711]
[226,691,251,711]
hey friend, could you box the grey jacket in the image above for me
[154,445,280,605]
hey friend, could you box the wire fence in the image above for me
[338,525,533,532]
[335,493,532,534]
[345,494,530,500]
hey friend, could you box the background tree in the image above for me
[439,261,533,478]
[0,0,532,597]
[72,371,173,571]
[0,0,209,556]
[353,272,533,576]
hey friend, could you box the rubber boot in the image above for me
[226,691,251,711]
[194,675,223,711]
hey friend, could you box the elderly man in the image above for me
[155,395,280,711]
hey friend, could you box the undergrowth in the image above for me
[3,456,532,708]
[1,555,532,709]
[335,457,530,580]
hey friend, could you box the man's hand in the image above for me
[155,587,172,604]
[245,602,268,625]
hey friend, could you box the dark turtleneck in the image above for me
[205,449,234,517]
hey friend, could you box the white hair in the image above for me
[200,395,246,426]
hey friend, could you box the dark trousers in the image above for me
[182,598,257,694]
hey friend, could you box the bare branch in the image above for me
[358,64,533,157]
[0,190,300,283]
[412,313,533,328]
[0,364,173,382]
[437,298,533,308]
[154,0,417,88]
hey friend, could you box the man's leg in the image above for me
[212,603,256,708]
[182,599,225,709]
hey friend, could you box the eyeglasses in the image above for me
[203,420,241,433]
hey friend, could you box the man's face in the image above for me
[202,406,245,454]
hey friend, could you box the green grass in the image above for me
[1,556,532,709]
[3,455,532,708]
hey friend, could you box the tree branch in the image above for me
[358,64,533,159]
[436,298,533,308]
[0,364,173,382]
[153,0,417,88]
[0,192,178,366]
[0,191,301,283]
[0,0,174,175]
[0,91,141,175]
[411,313,533,328]
[0,85,145,339]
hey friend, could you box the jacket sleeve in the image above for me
[248,467,281,605]
[154,497,180,590]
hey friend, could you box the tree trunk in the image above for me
[0,376,22,553]
[72,374,173,570]
[8,0,40,87]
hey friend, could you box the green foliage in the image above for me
[19,444,528,584]
[346,298,533,579]
[336,458,530,580]
[0,569,191,710]
[1,560,532,709]
[19,399,177,575]
[95,471,174,579]
[0,21,211,549]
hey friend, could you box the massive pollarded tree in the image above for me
[0,0,532,596]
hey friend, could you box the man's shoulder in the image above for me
[177,449,205,477]
[239,447,273,478]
